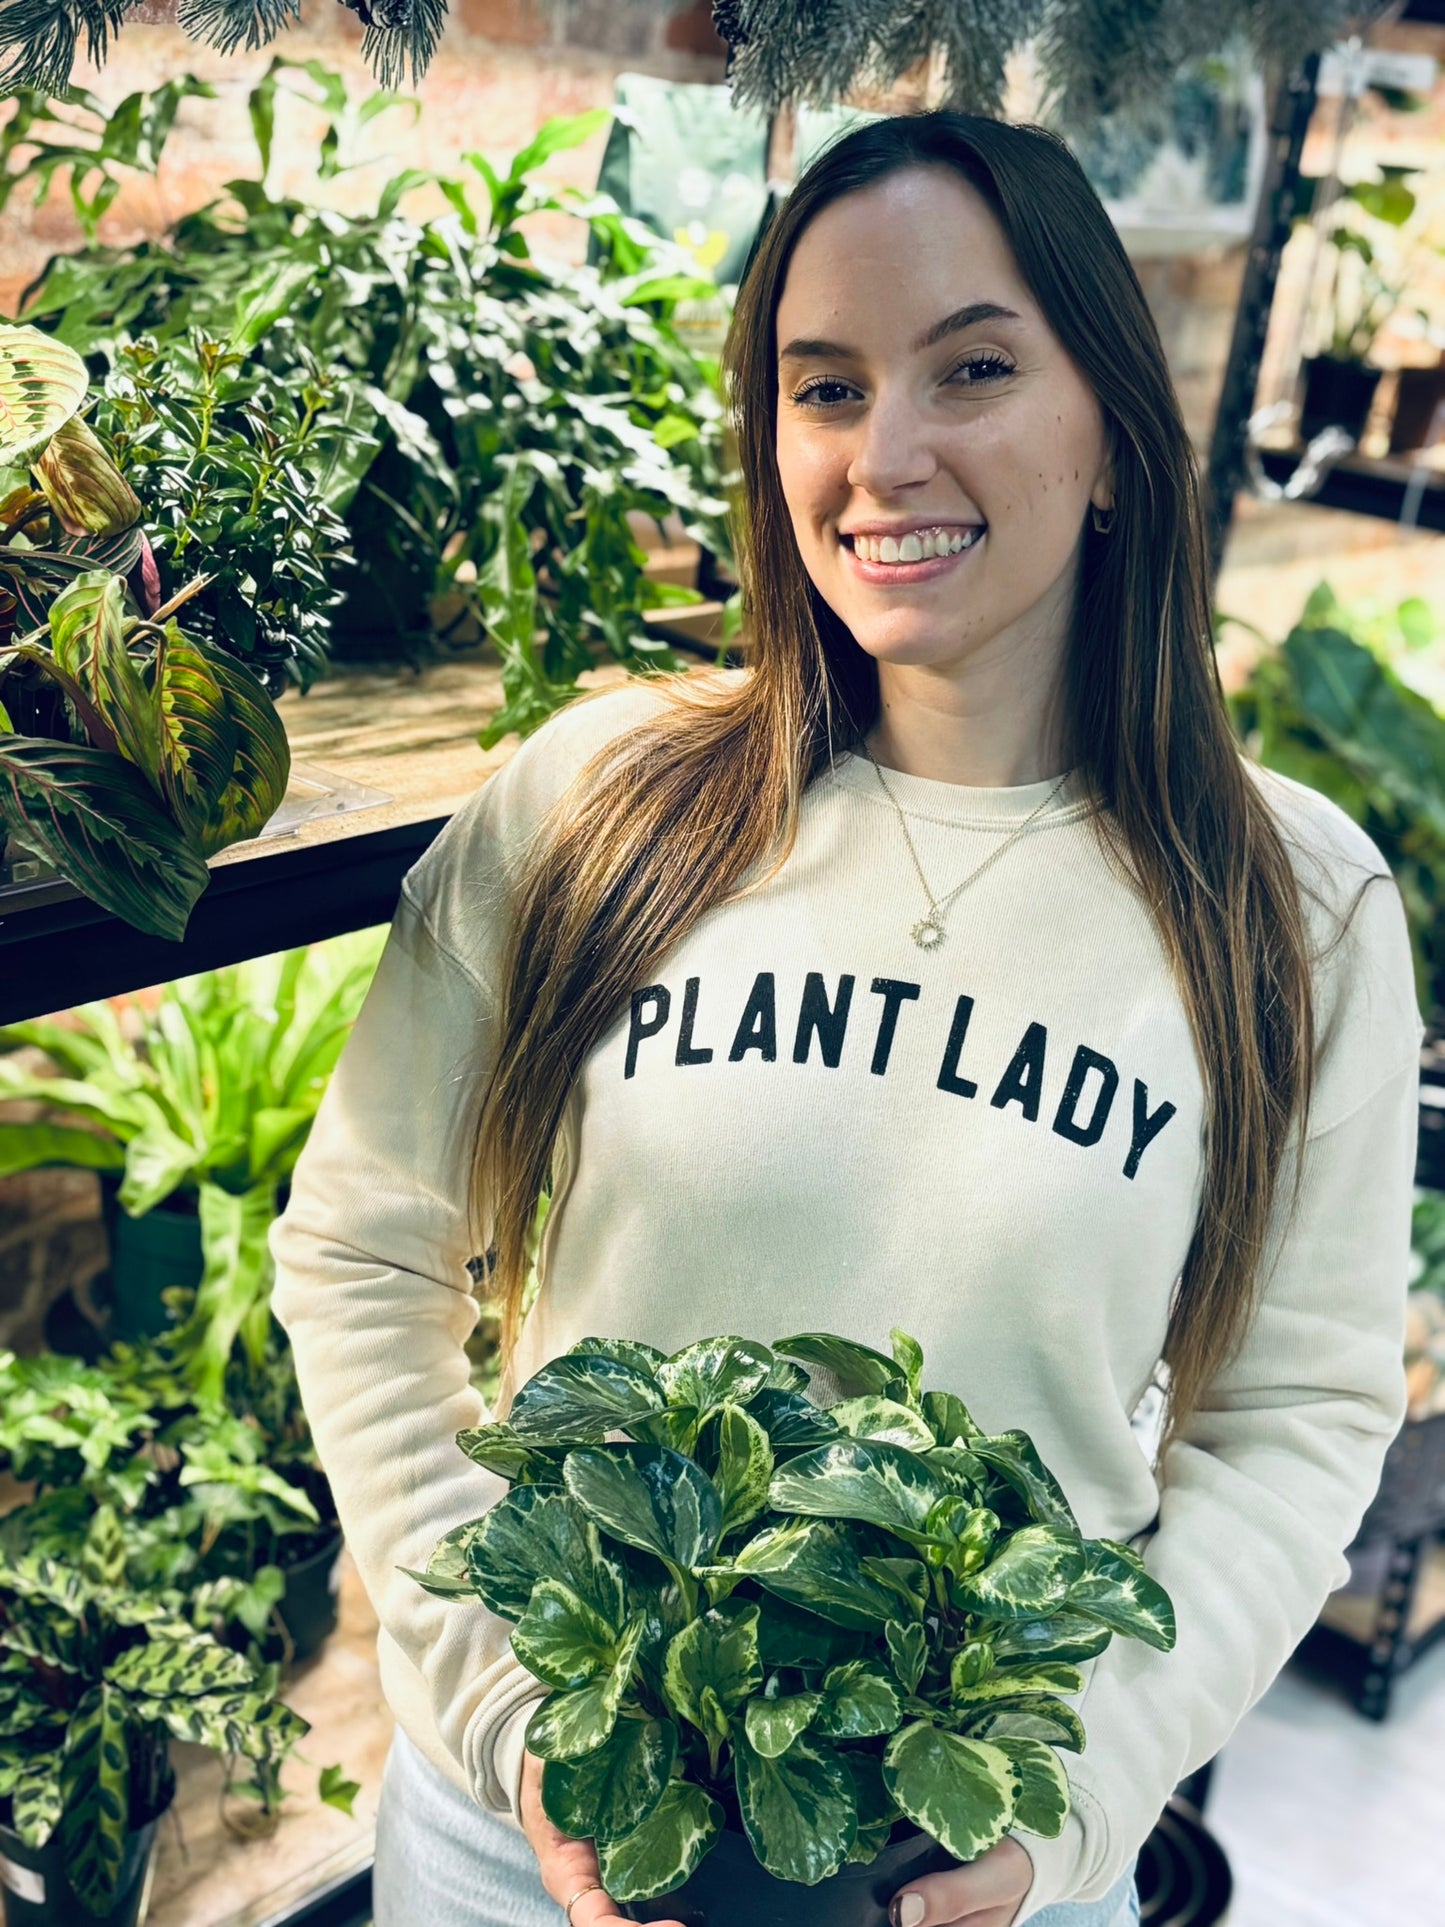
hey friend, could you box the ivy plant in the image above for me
[407,1327,1176,1901]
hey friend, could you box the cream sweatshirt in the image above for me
[268,669,1422,1920]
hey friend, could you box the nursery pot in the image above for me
[1388,359,1445,455]
[97,1171,203,1341]
[1298,355,1382,445]
[273,1526,345,1664]
[0,1805,164,1927]
[622,1822,955,1927]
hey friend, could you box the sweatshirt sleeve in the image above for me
[268,881,546,1825]
[1011,857,1423,1920]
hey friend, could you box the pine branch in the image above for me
[173,0,302,56]
[356,0,448,89]
[0,0,134,94]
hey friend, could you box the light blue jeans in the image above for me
[373,1726,1142,1927]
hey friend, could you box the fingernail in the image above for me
[890,1896,926,1927]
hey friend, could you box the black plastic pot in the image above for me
[622,1822,955,1927]
[273,1527,345,1664]
[96,1171,203,1342]
[1135,1795,1232,1926]
[0,1803,165,1927]
[1298,354,1382,445]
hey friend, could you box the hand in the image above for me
[519,1748,688,1927]
[888,1834,1034,1927]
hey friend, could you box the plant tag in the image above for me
[0,1854,45,1903]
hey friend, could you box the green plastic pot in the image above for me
[96,1170,202,1342]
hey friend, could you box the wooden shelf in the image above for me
[1251,446,1445,531]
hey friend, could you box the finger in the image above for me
[890,1859,1025,1927]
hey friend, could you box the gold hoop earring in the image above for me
[1090,502,1116,534]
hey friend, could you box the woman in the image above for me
[269,111,1421,1927]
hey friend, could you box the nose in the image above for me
[845,389,941,499]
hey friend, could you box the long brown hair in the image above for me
[467,110,1318,1467]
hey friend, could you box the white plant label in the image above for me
[0,1853,45,1903]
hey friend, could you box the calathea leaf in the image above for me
[509,1354,664,1442]
[597,1779,724,1903]
[828,1396,935,1450]
[951,1659,1085,1704]
[990,1735,1071,1837]
[733,1725,857,1884]
[957,1696,1087,1754]
[991,1611,1113,1667]
[523,1612,647,1761]
[59,1683,131,1915]
[0,735,210,942]
[710,1402,774,1536]
[104,1631,258,1698]
[970,1431,1080,1533]
[541,1713,677,1840]
[49,571,158,787]
[889,1329,925,1403]
[7,1746,63,1848]
[0,323,88,467]
[743,1689,822,1758]
[812,1660,903,1739]
[883,1722,1018,1864]
[512,1578,623,1690]
[1066,1541,1176,1651]
[769,1438,951,1538]
[662,1601,762,1735]
[657,1336,775,1411]
[33,415,141,536]
[464,1486,626,1625]
[563,1444,722,1571]
[772,1331,908,1400]
[949,1526,1087,1620]
[886,1618,928,1694]
[455,1423,566,1485]
[191,639,290,858]
[727,1520,916,1630]
[744,1388,841,1451]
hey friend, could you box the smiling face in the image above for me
[773,165,1115,700]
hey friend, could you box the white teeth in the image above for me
[848,527,982,564]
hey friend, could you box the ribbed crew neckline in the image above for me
[824,750,1094,829]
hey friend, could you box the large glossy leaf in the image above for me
[772,1332,908,1400]
[1066,1541,1176,1651]
[567,1335,667,1377]
[828,1396,935,1450]
[744,1388,841,1451]
[541,1713,677,1841]
[991,1612,1114,1668]
[598,1779,724,1903]
[734,1726,857,1884]
[957,1696,1087,1754]
[744,1690,822,1758]
[769,1438,951,1537]
[456,1423,566,1486]
[563,1444,721,1571]
[0,736,209,940]
[753,1592,865,1671]
[522,1612,646,1761]
[512,1578,622,1690]
[922,1390,987,1446]
[811,1661,903,1740]
[464,1487,627,1625]
[162,630,287,857]
[508,1354,665,1442]
[883,1722,1017,1864]
[0,323,87,467]
[711,1402,774,1537]
[970,1432,1080,1532]
[33,415,141,536]
[950,1660,1085,1704]
[950,1527,1087,1620]
[726,1520,916,1630]
[990,1736,1070,1837]
[657,1336,775,1411]
[886,1618,927,1694]
[889,1329,925,1402]
[662,1601,761,1734]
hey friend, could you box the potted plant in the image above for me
[0,925,386,1365]
[0,1511,310,1922]
[407,1328,1176,1922]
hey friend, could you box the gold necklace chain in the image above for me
[856,735,1074,951]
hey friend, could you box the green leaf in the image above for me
[744,1389,841,1450]
[711,1402,774,1536]
[889,1328,925,1402]
[991,1612,1114,1668]
[951,1659,1085,1704]
[541,1714,677,1841]
[512,1578,622,1690]
[950,1526,1087,1620]
[990,1736,1070,1837]
[657,1336,775,1411]
[0,322,88,467]
[1066,1541,1176,1651]
[318,1762,361,1815]
[598,1779,724,1904]
[969,1432,1080,1532]
[0,735,210,942]
[60,1683,131,1914]
[828,1396,935,1450]
[769,1438,951,1537]
[743,1690,822,1758]
[773,1332,908,1399]
[33,416,140,537]
[886,1618,927,1694]
[7,1747,63,1849]
[958,1696,1088,1754]
[727,1520,918,1630]
[464,1487,627,1626]
[921,1389,987,1446]
[563,1444,722,1571]
[105,1632,258,1698]
[567,1336,667,1377]
[883,1722,1018,1864]
[812,1661,903,1739]
[455,1422,566,1485]
[733,1726,857,1884]
[662,1602,762,1734]
[508,1354,665,1442]
[520,1613,646,1762]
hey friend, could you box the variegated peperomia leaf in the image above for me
[563,1444,722,1572]
[541,1712,677,1840]
[456,1422,566,1486]
[744,1690,822,1759]
[724,1520,919,1631]
[828,1395,935,1450]
[511,1578,622,1690]
[883,1722,1018,1864]
[743,1388,841,1451]
[709,1402,774,1537]
[990,1735,1071,1837]
[733,1725,857,1884]
[949,1526,1087,1620]
[598,1779,724,1903]
[772,1331,908,1401]
[464,1486,627,1625]
[399,1517,488,1599]
[810,1660,903,1740]
[1066,1540,1176,1651]
[886,1617,927,1694]
[567,1335,667,1376]
[657,1336,776,1412]
[970,1431,1080,1533]
[523,1612,646,1761]
[922,1389,988,1447]
[957,1695,1088,1753]
[508,1353,665,1442]
[951,1659,1086,1704]
[769,1437,952,1538]
[991,1610,1114,1668]
[662,1601,762,1737]
[889,1329,925,1403]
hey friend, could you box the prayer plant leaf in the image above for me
[1066,1541,1177,1652]
[464,1487,626,1626]
[733,1725,857,1885]
[540,1713,677,1840]
[598,1779,725,1904]
[883,1722,1018,1864]
[563,1444,722,1571]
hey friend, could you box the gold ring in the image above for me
[564,1881,605,1923]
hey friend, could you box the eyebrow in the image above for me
[777,300,1025,366]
